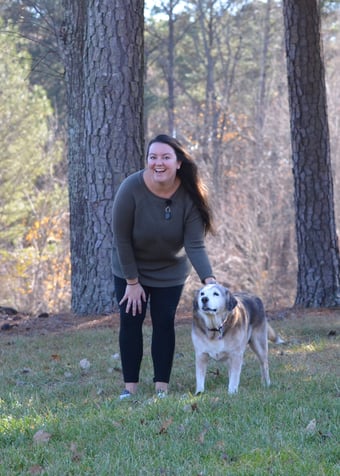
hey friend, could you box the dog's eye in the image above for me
[213,292,219,296]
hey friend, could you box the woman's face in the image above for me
[147,142,181,184]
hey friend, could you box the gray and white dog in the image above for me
[192,283,283,394]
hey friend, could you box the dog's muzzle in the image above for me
[200,296,217,312]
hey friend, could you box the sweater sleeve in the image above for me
[112,177,139,279]
[183,203,213,283]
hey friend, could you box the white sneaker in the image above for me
[119,389,132,400]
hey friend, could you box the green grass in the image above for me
[0,313,339,475]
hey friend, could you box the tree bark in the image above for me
[60,0,88,313]
[61,0,144,314]
[282,0,340,307]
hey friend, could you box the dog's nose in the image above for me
[201,296,208,304]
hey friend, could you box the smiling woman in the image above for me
[111,134,216,400]
[143,141,182,198]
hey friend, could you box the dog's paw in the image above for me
[275,335,285,344]
[227,387,239,395]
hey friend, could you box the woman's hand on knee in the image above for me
[119,283,146,316]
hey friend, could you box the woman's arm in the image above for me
[112,179,139,279]
[112,177,146,314]
[184,204,215,283]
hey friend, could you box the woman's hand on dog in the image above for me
[119,283,146,316]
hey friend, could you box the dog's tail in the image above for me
[267,323,285,344]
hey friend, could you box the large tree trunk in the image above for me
[61,0,144,314]
[282,0,340,307]
[60,0,88,313]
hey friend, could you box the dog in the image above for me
[192,283,283,394]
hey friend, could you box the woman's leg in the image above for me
[149,285,183,391]
[114,276,149,390]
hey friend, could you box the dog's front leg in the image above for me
[227,354,243,394]
[195,352,209,395]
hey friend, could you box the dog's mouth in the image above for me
[201,304,217,312]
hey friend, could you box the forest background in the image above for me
[1,0,340,314]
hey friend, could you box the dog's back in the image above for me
[234,292,265,326]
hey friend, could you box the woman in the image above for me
[112,134,216,399]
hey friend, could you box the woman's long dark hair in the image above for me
[146,134,214,234]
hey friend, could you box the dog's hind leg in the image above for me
[227,354,243,394]
[249,335,270,387]
[195,352,209,395]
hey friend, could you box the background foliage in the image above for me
[0,1,340,312]
[0,18,69,313]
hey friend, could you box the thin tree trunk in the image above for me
[255,0,272,164]
[167,0,176,136]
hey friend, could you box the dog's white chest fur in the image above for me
[192,331,244,362]
[204,345,229,361]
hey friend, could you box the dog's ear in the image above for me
[193,290,200,310]
[226,290,237,311]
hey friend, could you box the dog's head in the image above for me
[195,283,237,315]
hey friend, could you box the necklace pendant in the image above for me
[164,207,171,220]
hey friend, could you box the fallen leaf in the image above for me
[29,465,44,474]
[319,430,333,439]
[305,419,317,433]
[33,430,52,444]
[158,418,173,434]
[79,358,91,370]
[70,442,83,461]
[112,420,123,428]
[198,428,208,444]
[51,354,61,361]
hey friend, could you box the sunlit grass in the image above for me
[0,312,339,475]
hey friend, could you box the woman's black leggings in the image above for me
[114,276,184,384]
